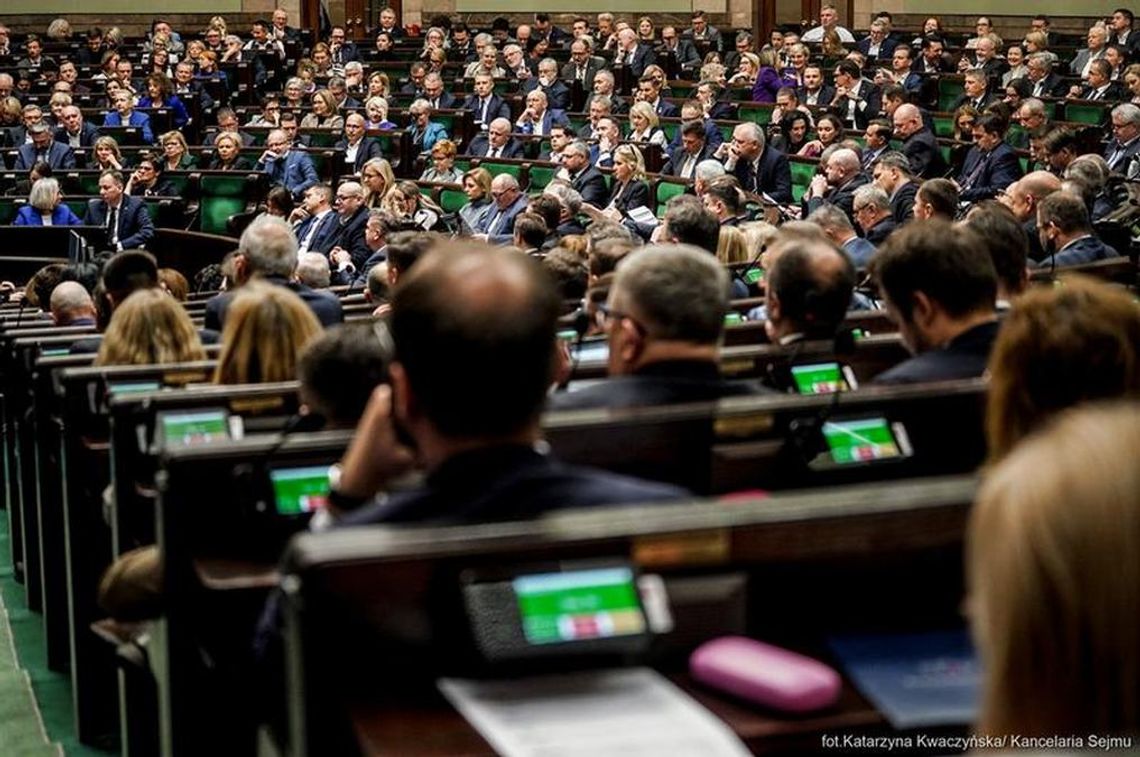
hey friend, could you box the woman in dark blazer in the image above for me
[13,177,83,226]
[606,144,651,216]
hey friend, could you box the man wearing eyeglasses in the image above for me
[550,245,767,410]
[256,128,318,200]
[476,174,529,243]
[465,117,524,158]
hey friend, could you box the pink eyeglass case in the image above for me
[689,635,842,713]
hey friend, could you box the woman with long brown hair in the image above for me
[213,282,322,384]
[95,288,205,366]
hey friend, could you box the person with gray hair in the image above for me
[872,150,919,224]
[295,252,331,289]
[205,214,343,329]
[1063,154,1113,220]
[542,182,586,236]
[550,244,767,410]
[1026,52,1066,98]
[15,176,82,226]
[524,57,570,110]
[851,184,895,247]
[717,121,792,202]
[804,147,868,225]
[807,203,876,268]
[49,280,97,325]
[466,116,524,158]
[1104,103,1140,175]
[693,158,727,197]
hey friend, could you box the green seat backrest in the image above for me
[654,179,687,216]
[1064,103,1107,126]
[933,115,955,138]
[737,104,774,125]
[78,172,102,195]
[528,164,556,190]
[165,173,193,198]
[200,196,245,235]
[789,160,816,204]
[65,199,88,218]
[439,188,467,213]
[305,131,338,148]
[452,158,472,174]
[659,121,678,142]
[479,161,523,183]
[940,144,952,165]
[200,174,250,197]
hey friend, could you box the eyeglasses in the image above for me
[595,304,647,336]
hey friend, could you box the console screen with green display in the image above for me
[791,362,848,394]
[513,567,645,645]
[269,466,330,515]
[160,411,228,446]
[109,381,161,395]
[822,417,903,464]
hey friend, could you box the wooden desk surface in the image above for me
[349,674,889,756]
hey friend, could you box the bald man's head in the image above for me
[50,281,96,325]
[892,103,923,138]
[389,242,562,440]
[765,239,856,341]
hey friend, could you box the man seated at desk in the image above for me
[550,244,768,411]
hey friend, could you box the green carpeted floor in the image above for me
[0,511,117,757]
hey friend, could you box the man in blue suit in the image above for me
[83,169,155,251]
[614,28,655,78]
[856,20,897,62]
[637,77,679,118]
[462,74,510,132]
[477,174,529,244]
[205,215,343,330]
[722,122,793,204]
[514,89,569,137]
[956,113,1023,204]
[293,184,341,255]
[1034,192,1119,269]
[466,118,525,159]
[422,73,458,110]
[521,59,571,111]
[16,123,75,171]
[257,128,319,201]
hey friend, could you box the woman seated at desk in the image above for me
[626,102,669,156]
[582,144,651,225]
[13,177,82,226]
[208,132,254,171]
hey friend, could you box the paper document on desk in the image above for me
[439,667,750,757]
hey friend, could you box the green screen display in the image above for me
[513,568,645,645]
[109,381,161,395]
[791,363,847,394]
[160,411,228,446]
[269,466,330,515]
[823,418,901,464]
[41,347,71,357]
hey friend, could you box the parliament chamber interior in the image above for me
[0,4,1138,755]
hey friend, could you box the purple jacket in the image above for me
[751,66,796,103]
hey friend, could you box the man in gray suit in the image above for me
[560,37,606,89]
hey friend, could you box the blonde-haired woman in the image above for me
[159,130,196,171]
[968,401,1140,740]
[361,157,397,209]
[626,101,669,154]
[213,282,322,384]
[599,144,650,219]
[300,89,343,131]
[716,225,750,265]
[95,288,205,366]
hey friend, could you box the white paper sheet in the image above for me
[438,667,751,757]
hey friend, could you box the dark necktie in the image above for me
[962,152,989,190]
[106,206,118,246]
[480,98,488,124]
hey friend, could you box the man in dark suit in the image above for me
[636,76,679,118]
[871,221,1000,385]
[522,59,571,111]
[256,128,319,200]
[16,123,74,171]
[913,36,955,75]
[830,60,881,131]
[962,36,1007,85]
[892,104,948,179]
[478,174,530,243]
[561,38,607,89]
[1104,103,1140,174]
[376,7,405,39]
[1034,191,1120,269]
[292,184,341,256]
[465,118,525,159]
[323,181,371,270]
[563,141,610,207]
[683,10,723,54]
[948,69,998,113]
[663,120,715,179]
[657,26,701,75]
[463,74,511,132]
[871,150,919,225]
[956,113,1024,204]
[205,215,343,330]
[270,9,304,43]
[514,89,570,136]
[54,105,99,148]
[328,27,361,65]
[335,113,383,175]
[1071,60,1124,102]
[803,148,869,226]
[1025,54,1068,99]
[857,20,897,62]
[83,169,155,251]
[852,184,897,247]
[1109,9,1140,56]
[172,61,214,113]
[551,245,765,411]
[421,73,458,110]
[614,28,655,79]
[796,64,835,107]
[723,122,793,204]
